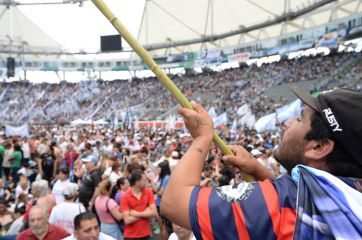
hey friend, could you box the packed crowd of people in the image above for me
[0,50,361,240]
[0,51,361,125]
[0,118,286,239]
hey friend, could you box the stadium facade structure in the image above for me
[0,0,362,78]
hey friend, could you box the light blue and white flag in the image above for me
[213,112,227,127]
[230,118,238,134]
[240,112,256,129]
[237,104,250,116]
[208,107,217,119]
[292,165,362,239]
[254,113,276,133]
[134,115,140,130]
[276,99,302,123]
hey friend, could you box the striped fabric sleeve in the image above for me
[189,177,297,240]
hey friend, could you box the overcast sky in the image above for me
[18,0,145,52]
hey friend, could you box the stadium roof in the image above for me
[0,3,61,53]
[0,0,361,56]
[138,0,362,54]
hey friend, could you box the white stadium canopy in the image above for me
[0,0,361,56]
[0,4,61,50]
[138,0,362,54]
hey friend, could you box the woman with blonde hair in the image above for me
[98,152,112,173]
[95,179,123,240]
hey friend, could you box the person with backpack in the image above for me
[95,179,123,240]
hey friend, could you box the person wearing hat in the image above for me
[161,88,362,239]
[78,154,102,212]
[250,148,264,165]
[49,182,86,234]
[250,149,280,178]
[169,151,180,170]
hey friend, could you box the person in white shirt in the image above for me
[49,182,86,234]
[17,160,36,179]
[102,158,123,187]
[58,136,69,158]
[168,223,196,240]
[37,138,47,156]
[52,167,71,204]
[153,149,173,167]
[169,151,180,170]
[62,212,116,240]
[15,175,30,199]
[21,137,31,164]
[102,139,113,156]
[6,205,26,235]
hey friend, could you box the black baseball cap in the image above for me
[292,86,362,166]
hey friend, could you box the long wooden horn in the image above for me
[91,0,254,182]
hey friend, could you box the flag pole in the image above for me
[91,0,254,182]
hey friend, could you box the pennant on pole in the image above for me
[213,112,228,127]
[237,104,250,116]
[276,99,302,123]
[230,118,237,133]
[254,113,277,133]
[208,107,217,119]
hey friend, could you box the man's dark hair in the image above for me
[203,164,214,172]
[14,144,22,152]
[15,205,26,215]
[129,170,144,186]
[85,142,92,151]
[217,175,230,187]
[59,167,69,176]
[116,177,127,188]
[126,162,140,175]
[74,212,99,231]
[305,112,362,178]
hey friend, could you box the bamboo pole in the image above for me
[91,0,254,182]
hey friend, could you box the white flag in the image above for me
[276,99,302,123]
[5,124,29,137]
[0,68,6,81]
[114,114,118,131]
[237,104,250,116]
[245,114,256,129]
[254,113,277,133]
[165,115,176,130]
[230,119,237,133]
[134,115,140,130]
[240,112,254,126]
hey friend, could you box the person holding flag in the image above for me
[161,86,362,239]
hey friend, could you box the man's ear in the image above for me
[304,139,334,161]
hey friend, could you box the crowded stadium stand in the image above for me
[0,0,361,239]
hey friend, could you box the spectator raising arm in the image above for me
[161,101,214,229]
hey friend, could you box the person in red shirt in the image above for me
[121,170,157,240]
[64,144,79,169]
[16,205,69,240]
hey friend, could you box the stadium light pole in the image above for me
[91,0,254,182]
